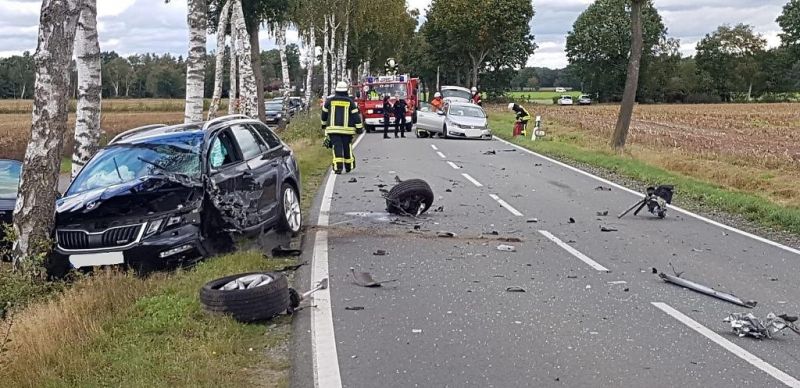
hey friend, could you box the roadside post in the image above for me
[532,115,545,141]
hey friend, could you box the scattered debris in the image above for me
[298,278,329,301]
[350,267,398,287]
[597,210,609,216]
[534,163,542,167]
[585,285,592,289]
[394,175,402,183]
[724,312,800,339]
[433,206,444,212]
[437,231,456,238]
[271,246,303,257]
[600,226,618,232]
[618,185,674,219]
[568,217,576,224]
[412,329,423,334]
[364,189,375,193]
[498,237,523,243]
[483,150,497,155]
[348,178,358,183]
[345,306,365,311]
[276,261,307,272]
[607,281,627,285]
[373,250,387,256]
[526,218,539,223]
[594,186,612,191]
[623,288,630,292]
[445,189,452,193]
[497,244,517,252]
[657,271,756,308]
[651,267,658,274]
[506,286,526,292]
[413,224,421,230]
[567,275,578,279]
[375,184,387,188]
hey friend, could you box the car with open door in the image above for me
[415,101,491,139]
[49,115,302,276]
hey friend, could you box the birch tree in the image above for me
[322,19,330,97]
[184,0,207,123]
[276,24,292,122]
[303,28,316,105]
[14,0,83,264]
[231,0,258,117]
[72,0,102,178]
[208,0,232,119]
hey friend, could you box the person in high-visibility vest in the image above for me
[322,81,363,174]
[508,103,531,137]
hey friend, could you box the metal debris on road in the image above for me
[300,278,329,300]
[483,150,497,155]
[526,218,539,223]
[569,217,576,224]
[350,267,398,287]
[618,185,674,219]
[445,189,452,192]
[437,231,456,238]
[600,226,618,232]
[271,246,303,257]
[348,178,358,183]
[724,312,800,339]
[345,306,365,311]
[412,329,423,334]
[594,186,612,191]
[657,271,757,308]
[276,261,307,272]
[497,244,517,252]
[597,210,609,216]
[506,286,526,292]
[373,250,387,256]
[607,281,627,285]
[433,206,444,212]
[498,237,523,243]
[567,275,578,279]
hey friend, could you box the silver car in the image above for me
[415,101,492,139]
[440,86,472,103]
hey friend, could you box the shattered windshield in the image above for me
[441,88,472,100]
[67,134,203,196]
[0,160,21,199]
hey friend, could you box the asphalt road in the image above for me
[292,132,800,388]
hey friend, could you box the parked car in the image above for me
[290,96,307,111]
[578,95,592,105]
[50,115,302,275]
[265,101,289,125]
[555,87,567,93]
[271,97,302,117]
[557,95,574,105]
[0,159,21,259]
[415,101,491,139]
[440,86,472,103]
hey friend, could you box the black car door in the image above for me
[207,129,262,231]
[229,124,279,225]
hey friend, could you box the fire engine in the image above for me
[352,74,419,134]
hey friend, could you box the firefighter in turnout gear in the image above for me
[322,81,363,174]
[508,103,531,137]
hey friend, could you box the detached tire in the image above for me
[200,272,290,322]
[386,179,434,215]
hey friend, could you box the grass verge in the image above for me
[487,111,800,235]
[0,110,330,387]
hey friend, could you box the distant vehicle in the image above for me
[270,98,301,117]
[415,101,491,140]
[0,159,21,259]
[578,95,592,105]
[555,87,567,93]
[289,96,307,111]
[440,86,472,103]
[557,95,574,106]
[51,115,302,275]
[265,101,289,125]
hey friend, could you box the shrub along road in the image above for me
[292,131,800,388]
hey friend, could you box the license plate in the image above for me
[69,251,124,268]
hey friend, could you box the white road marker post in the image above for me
[532,115,543,141]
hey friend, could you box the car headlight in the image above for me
[276,113,282,118]
[166,216,182,228]
[367,109,374,114]
[145,219,164,235]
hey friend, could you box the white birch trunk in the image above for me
[340,13,349,81]
[72,0,102,179]
[14,0,82,264]
[322,20,330,97]
[229,43,238,115]
[277,25,292,121]
[208,0,231,120]
[184,0,207,123]
[304,27,315,107]
[231,0,258,118]
[20,84,26,99]
[329,14,339,86]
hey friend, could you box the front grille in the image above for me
[58,224,143,250]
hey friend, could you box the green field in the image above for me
[505,90,583,104]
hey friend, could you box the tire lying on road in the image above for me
[385,179,434,216]
[200,272,290,322]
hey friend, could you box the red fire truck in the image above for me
[352,74,419,133]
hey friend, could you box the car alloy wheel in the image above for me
[283,185,302,233]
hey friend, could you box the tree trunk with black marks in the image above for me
[247,20,266,122]
[72,0,101,178]
[340,12,349,81]
[322,19,330,97]
[611,0,644,151]
[208,0,231,120]
[229,45,238,115]
[277,25,291,122]
[184,0,207,123]
[303,26,315,107]
[231,0,258,118]
[14,0,83,265]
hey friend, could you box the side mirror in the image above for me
[436,110,445,116]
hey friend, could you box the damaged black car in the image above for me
[50,115,302,275]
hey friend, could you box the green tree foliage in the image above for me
[778,0,800,52]
[695,24,766,101]
[0,52,35,99]
[565,0,667,101]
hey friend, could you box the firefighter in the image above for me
[431,92,444,112]
[394,98,408,138]
[382,95,394,139]
[508,103,531,137]
[471,87,482,106]
[322,81,363,174]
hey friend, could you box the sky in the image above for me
[0,0,790,69]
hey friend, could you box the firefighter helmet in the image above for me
[471,87,478,93]
[508,103,515,110]
[434,92,442,98]
[335,81,349,93]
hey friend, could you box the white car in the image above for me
[555,87,567,93]
[439,86,472,103]
[415,101,491,139]
[557,95,574,105]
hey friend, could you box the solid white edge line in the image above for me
[489,194,523,217]
[462,173,484,187]
[494,136,800,256]
[436,151,447,159]
[431,144,439,150]
[446,161,461,170]
[652,302,800,388]
[310,132,365,388]
[538,230,609,272]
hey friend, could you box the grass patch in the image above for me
[506,90,583,104]
[0,109,332,387]
[488,111,800,235]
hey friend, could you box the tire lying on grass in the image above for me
[385,179,434,216]
[200,272,290,322]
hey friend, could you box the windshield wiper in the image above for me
[137,156,167,172]
[113,157,123,182]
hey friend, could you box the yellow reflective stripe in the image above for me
[322,106,329,112]
[350,108,359,114]
[355,123,364,129]
[331,101,349,129]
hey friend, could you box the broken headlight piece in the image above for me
[145,219,164,236]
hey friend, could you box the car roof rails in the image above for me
[202,114,253,131]
[109,124,168,144]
